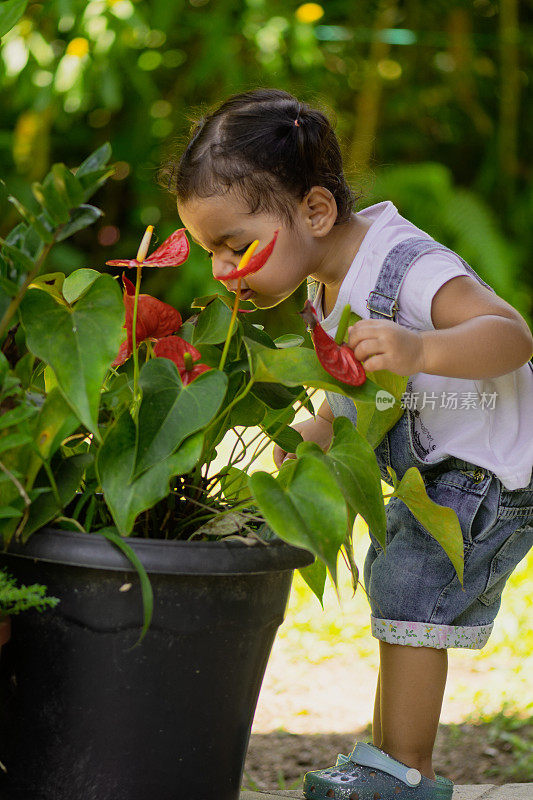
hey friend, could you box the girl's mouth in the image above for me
[240,289,255,301]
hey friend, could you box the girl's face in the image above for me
[177,191,313,309]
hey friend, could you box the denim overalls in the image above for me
[307,236,533,649]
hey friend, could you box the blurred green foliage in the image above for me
[0,0,531,335]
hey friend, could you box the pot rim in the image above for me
[0,527,315,575]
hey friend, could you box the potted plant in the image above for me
[0,144,464,800]
[0,566,59,655]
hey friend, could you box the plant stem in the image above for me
[218,279,241,371]
[129,226,153,422]
[208,376,255,434]
[0,240,54,342]
[335,303,352,345]
[237,387,319,470]
[130,262,143,422]
[0,459,31,506]
[208,388,319,504]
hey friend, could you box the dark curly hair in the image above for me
[158,88,362,229]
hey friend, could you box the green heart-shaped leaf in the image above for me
[134,359,228,478]
[392,466,464,585]
[20,274,124,437]
[193,297,234,345]
[249,454,347,584]
[97,410,204,535]
[327,417,387,547]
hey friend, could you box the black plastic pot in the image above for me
[0,527,314,800]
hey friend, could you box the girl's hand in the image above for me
[347,319,425,376]
[273,416,334,470]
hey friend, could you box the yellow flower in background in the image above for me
[66,37,89,58]
[295,3,324,24]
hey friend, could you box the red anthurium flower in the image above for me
[217,229,279,281]
[299,300,366,387]
[106,228,190,268]
[112,274,182,367]
[154,336,211,386]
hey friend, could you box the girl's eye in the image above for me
[232,245,250,256]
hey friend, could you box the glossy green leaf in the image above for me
[62,268,102,304]
[21,453,93,543]
[0,237,35,272]
[134,359,227,477]
[79,168,116,202]
[0,275,19,296]
[297,557,327,607]
[6,195,54,242]
[0,506,23,520]
[192,293,233,310]
[51,163,85,208]
[97,410,204,535]
[29,272,66,304]
[326,416,387,547]
[356,368,408,449]
[98,526,153,647]
[0,404,38,430]
[245,337,379,403]
[392,466,465,585]
[261,419,302,453]
[193,297,234,345]
[76,143,112,177]
[32,386,80,460]
[56,205,103,242]
[219,466,250,503]
[32,173,70,224]
[0,432,32,455]
[20,274,124,436]
[0,0,28,38]
[251,381,306,410]
[274,334,305,348]
[248,454,347,584]
[229,390,265,426]
[0,352,9,387]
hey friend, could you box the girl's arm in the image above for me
[347,275,533,380]
[420,275,533,379]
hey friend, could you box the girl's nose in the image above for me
[211,255,239,286]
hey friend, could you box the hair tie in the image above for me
[294,118,300,127]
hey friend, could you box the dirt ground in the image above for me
[243,720,533,791]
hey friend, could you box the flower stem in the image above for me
[335,304,352,345]
[131,263,143,421]
[130,226,153,422]
[218,279,241,371]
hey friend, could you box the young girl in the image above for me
[163,88,533,800]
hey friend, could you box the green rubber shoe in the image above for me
[303,742,454,799]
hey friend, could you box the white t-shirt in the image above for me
[311,200,533,490]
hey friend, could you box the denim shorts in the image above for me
[326,391,533,649]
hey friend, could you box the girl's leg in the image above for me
[372,667,381,746]
[376,640,448,781]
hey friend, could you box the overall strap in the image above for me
[366,236,495,321]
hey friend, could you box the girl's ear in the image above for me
[302,186,337,237]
